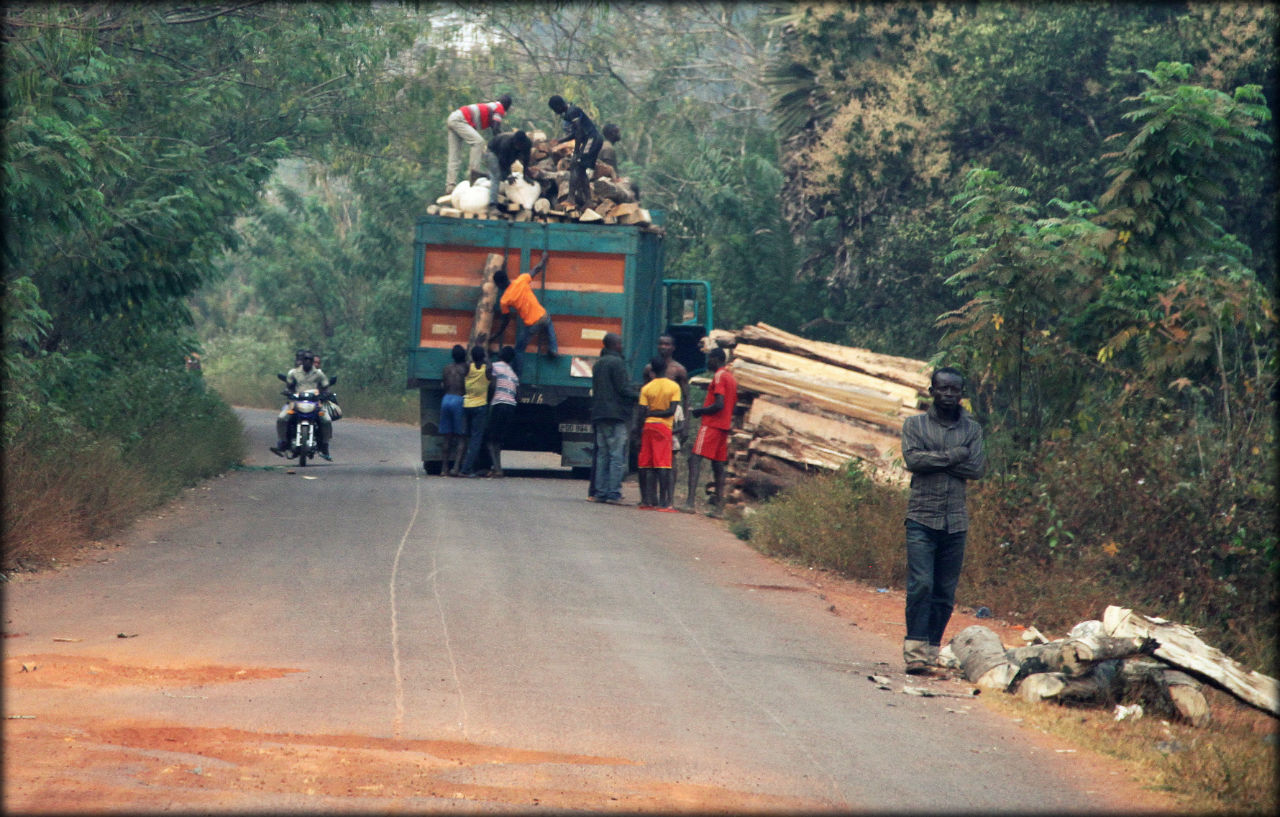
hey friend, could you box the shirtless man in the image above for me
[642,334,690,480]
[441,345,468,476]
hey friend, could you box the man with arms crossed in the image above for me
[900,366,985,675]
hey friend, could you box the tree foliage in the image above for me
[769,1,1276,355]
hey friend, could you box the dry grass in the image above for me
[980,686,1278,814]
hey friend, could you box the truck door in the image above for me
[662,279,713,376]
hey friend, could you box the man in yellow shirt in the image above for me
[635,356,681,510]
[492,256,558,377]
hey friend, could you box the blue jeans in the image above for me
[904,520,967,646]
[460,405,488,474]
[592,420,628,501]
[513,314,558,376]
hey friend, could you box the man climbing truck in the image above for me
[406,213,713,475]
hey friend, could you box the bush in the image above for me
[2,361,245,571]
[747,461,908,588]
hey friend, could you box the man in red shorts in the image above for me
[683,347,737,517]
[635,356,681,510]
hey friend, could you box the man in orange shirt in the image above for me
[492,256,558,376]
[635,356,681,511]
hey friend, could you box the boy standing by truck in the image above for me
[636,356,681,510]
[684,347,737,516]
[440,345,468,476]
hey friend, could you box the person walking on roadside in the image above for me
[445,94,511,192]
[900,366,985,675]
[590,332,638,504]
[635,356,681,510]
[483,346,520,479]
[440,344,468,476]
[683,347,736,517]
[458,345,493,477]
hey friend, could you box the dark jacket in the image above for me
[590,349,637,422]
[902,405,985,533]
[487,132,532,178]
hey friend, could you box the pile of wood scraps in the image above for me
[947,605,1280,726]
[427,131,654,227]
[701,323,931,505]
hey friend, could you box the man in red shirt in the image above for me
[445,94,511,191]
[683,347,737,517]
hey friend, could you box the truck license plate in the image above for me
[558,423,592,435]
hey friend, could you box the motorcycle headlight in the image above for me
[295,399,318,413]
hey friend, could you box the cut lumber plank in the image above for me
[610,201,640,219]
[731,361,918,432]
[1103,605,1279,716]
[439,207,462,217]
[578,208,603,223]
[733,343,922,408]
[746,397,903,465]
[737,323,931,395]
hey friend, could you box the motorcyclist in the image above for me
[271,351,334,460]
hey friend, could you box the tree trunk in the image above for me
[1103,605,1279,716]
[468,253,506,350]
[951,625,1019,691]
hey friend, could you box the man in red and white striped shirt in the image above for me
[445,94,511,191]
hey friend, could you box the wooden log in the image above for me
[439,207,462,218]
[952,625,1019,691]
[1103,605,1279,716]
[467,254,506,350]
[591,177,637,203]
[1005,634,1156,679]
[1117,659,1211,726]
[703,329,738,352]
[730,467,797,501]
[533,198,551,215]
[733,343,922,408]
[426,204,440,215]
[737,323,931,396]
[608,201,640,219]
[578,208,603,223]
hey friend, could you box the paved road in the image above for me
[3,409,1162,811]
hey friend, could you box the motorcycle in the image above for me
[276,373,338,466]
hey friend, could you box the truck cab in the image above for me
[406,214,712,475]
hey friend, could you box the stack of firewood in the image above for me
[426,130,653,226]
[699,323,931,506]
[947,605,1280,726]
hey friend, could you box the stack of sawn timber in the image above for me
[427,130,654,227]
[705,323,930,502]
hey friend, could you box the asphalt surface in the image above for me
[3,409,1161,811]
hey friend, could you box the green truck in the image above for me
[406,213,713,475]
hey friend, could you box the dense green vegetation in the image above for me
[4,2,1274,676]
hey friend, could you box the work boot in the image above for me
[904,638,931,675]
